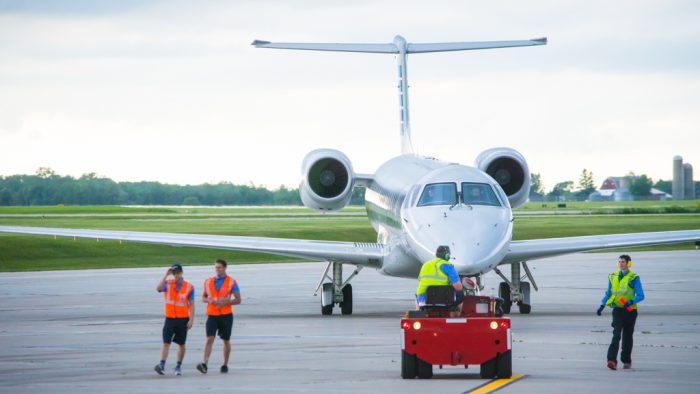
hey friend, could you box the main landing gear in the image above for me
[493,261,538,314]
[314,262,362,315]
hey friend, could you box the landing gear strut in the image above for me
[314,262,362,315]
[493,261,537,314]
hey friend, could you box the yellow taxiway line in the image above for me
[466,374,526,394]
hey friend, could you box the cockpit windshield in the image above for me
[417,183,457,207]
[461,182,501,207]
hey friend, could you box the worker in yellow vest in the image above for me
[197,259,241,374]
[155,264,195,376]
[596,254,645,370]
[416,245,463,314]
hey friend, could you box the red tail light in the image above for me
[402,321,411,330]
[500,321,510,329]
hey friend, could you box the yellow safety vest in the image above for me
[606,270,638,310]
[416,258,451,297]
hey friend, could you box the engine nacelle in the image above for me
[300,149,355,211]
[475,147,530,208]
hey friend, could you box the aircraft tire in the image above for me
[340,284,353,315]
[518,302,531,314]
[321,304,333,315]
[499,282,511,314]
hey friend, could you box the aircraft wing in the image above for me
[501,230,700,264]
[0,226,384,268]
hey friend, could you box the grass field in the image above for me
[0,204,698,272]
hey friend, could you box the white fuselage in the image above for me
[365,155,513,278]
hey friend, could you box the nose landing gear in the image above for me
[314,262,362,315]
[494,261,537,314]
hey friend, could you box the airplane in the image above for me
[1,35,698,316]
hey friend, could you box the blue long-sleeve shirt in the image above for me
[600,271,645,307]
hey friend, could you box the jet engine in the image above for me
[300,149,355,211]
[475,147,530,208]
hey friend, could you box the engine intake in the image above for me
[475,147,530,208]
[300,149,355,211]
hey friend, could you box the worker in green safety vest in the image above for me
[596,254,645,371]
[415,245,463,315]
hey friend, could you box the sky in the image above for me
[1,0,699,192]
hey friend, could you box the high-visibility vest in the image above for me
[606,270,638,310]
[416,258,452,297]
[164,279,193,318]
[205,275,236,316]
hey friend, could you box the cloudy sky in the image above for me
[1,0,698,191]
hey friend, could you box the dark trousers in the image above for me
[607,307,638,364]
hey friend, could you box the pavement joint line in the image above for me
[464,374,526,394]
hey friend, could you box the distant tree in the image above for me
[654,179,672,194]
[547,181,574,202]
[35,167,56,178]
[529,173,545,201]
[182,196,201,205]
[629,175,653,197]
[576,169,596,200]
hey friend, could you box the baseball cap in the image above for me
[170,264,183,272]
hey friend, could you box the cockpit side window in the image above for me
[417,183,457,207]
[461,182,502,207]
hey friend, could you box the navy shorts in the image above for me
[206,314,233,341]
[163,317,189,345]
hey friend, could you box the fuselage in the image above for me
[364,155,513,278]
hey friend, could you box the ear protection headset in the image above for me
[436,245,451,261]
[619,255,632,268]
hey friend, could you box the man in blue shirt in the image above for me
[596,254,645,370]
[155,264,195,376]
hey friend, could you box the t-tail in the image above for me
[252,35,547,155]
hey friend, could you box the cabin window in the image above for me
[461,182,501,207]
[417,183,457,207]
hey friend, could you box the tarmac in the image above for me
[0,250,698,393]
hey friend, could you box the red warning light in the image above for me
[500,321,510,329]
[402,321,411,330]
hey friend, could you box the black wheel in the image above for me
[496,350,512,378]
[499,282,511,314]
[417,357,433,379]
[401,351,417,379]
[480,356,497,379]
[340,284,353,315]
[518,302,531,314]
[321,304,333,315]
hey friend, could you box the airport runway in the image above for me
[0,251,698,393]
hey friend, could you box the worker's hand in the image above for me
[187,319,193,330]
[624,301,634,309]
[596,305,605,316]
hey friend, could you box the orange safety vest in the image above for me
[205,275,236,316]
[164,279,193,319]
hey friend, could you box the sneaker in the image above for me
[221,365,228,373]
[607,361,617,370]
[196,363,208,374]
[154,364,164,375]
[174,365,182,376]
[623,363,632,369]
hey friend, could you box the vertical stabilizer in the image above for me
[253,36,546,155]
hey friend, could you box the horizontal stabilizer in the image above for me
[407,38,547,53]
[252,40,397,53]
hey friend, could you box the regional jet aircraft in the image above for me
[1,36,698,315]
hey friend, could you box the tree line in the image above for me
[0,168,366,206]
